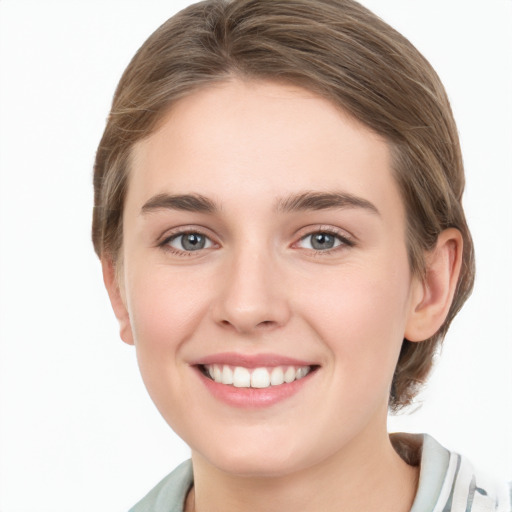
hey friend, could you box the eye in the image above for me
[166,232,213,252]
[297,231,351,251]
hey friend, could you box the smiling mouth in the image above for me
[199,364,317,389]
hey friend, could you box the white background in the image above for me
[0,1,510,511]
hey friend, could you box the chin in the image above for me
[193,435,323,479]
[212,455,302,479]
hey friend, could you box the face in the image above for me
[116,80,422,477]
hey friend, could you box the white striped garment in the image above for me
[400,434,511,512]
[431,451,511,512]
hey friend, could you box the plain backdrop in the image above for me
[0,1,511,511]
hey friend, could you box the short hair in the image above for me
[92,0,475,411]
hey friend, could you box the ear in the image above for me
[405,228,463,342]
[101,257,134,346]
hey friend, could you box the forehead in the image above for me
[127,79,403,220]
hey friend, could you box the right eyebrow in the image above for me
[140,193,218,215]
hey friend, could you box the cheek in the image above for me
[123,266,216,431]
[124,266,212,399]
[299,259,412,382]
[126,266,207,344]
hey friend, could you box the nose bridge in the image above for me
[213,238,289,333]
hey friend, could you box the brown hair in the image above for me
[92,0,475,411]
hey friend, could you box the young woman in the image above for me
[92,1,511,510]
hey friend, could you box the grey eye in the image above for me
[169,233,212,251]
[299,232,342,251]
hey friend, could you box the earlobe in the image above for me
[405,228,463,342]
[101,257,134,346]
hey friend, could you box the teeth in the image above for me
[222,365,233,385]
[233,367,251,388]
[284,366,296,383]
[204,364,312,388]
[270,367,284,386]
[296,366,308,380]
[251,368,270,388]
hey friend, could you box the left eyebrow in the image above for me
[275,191,380,215]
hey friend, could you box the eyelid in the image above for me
[168,232,214,251]
[157,225,219,253]
[292,225,356,251]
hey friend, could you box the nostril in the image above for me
[217,318,277,332]
[257,320,276,328]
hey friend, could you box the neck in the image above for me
[187,428,419,512]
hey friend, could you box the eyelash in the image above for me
[158,227,355,256]
[159,229,216,256]
[295,228,355,254]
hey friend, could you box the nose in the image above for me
[211,246,291,335]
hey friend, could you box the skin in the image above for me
[103,80,462,512]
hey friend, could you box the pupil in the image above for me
[312,233,334,250]
[183,233,205,251]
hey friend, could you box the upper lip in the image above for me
[189,352,317,368]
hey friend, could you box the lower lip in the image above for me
[195,368,316,408]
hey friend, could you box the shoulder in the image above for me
[412,434,511,512]
[128,460,193,512]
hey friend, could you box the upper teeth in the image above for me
[205,364,311,388]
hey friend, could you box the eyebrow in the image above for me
[140,191,379,216]
[276,191,380,215]
[141,193,217,214]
